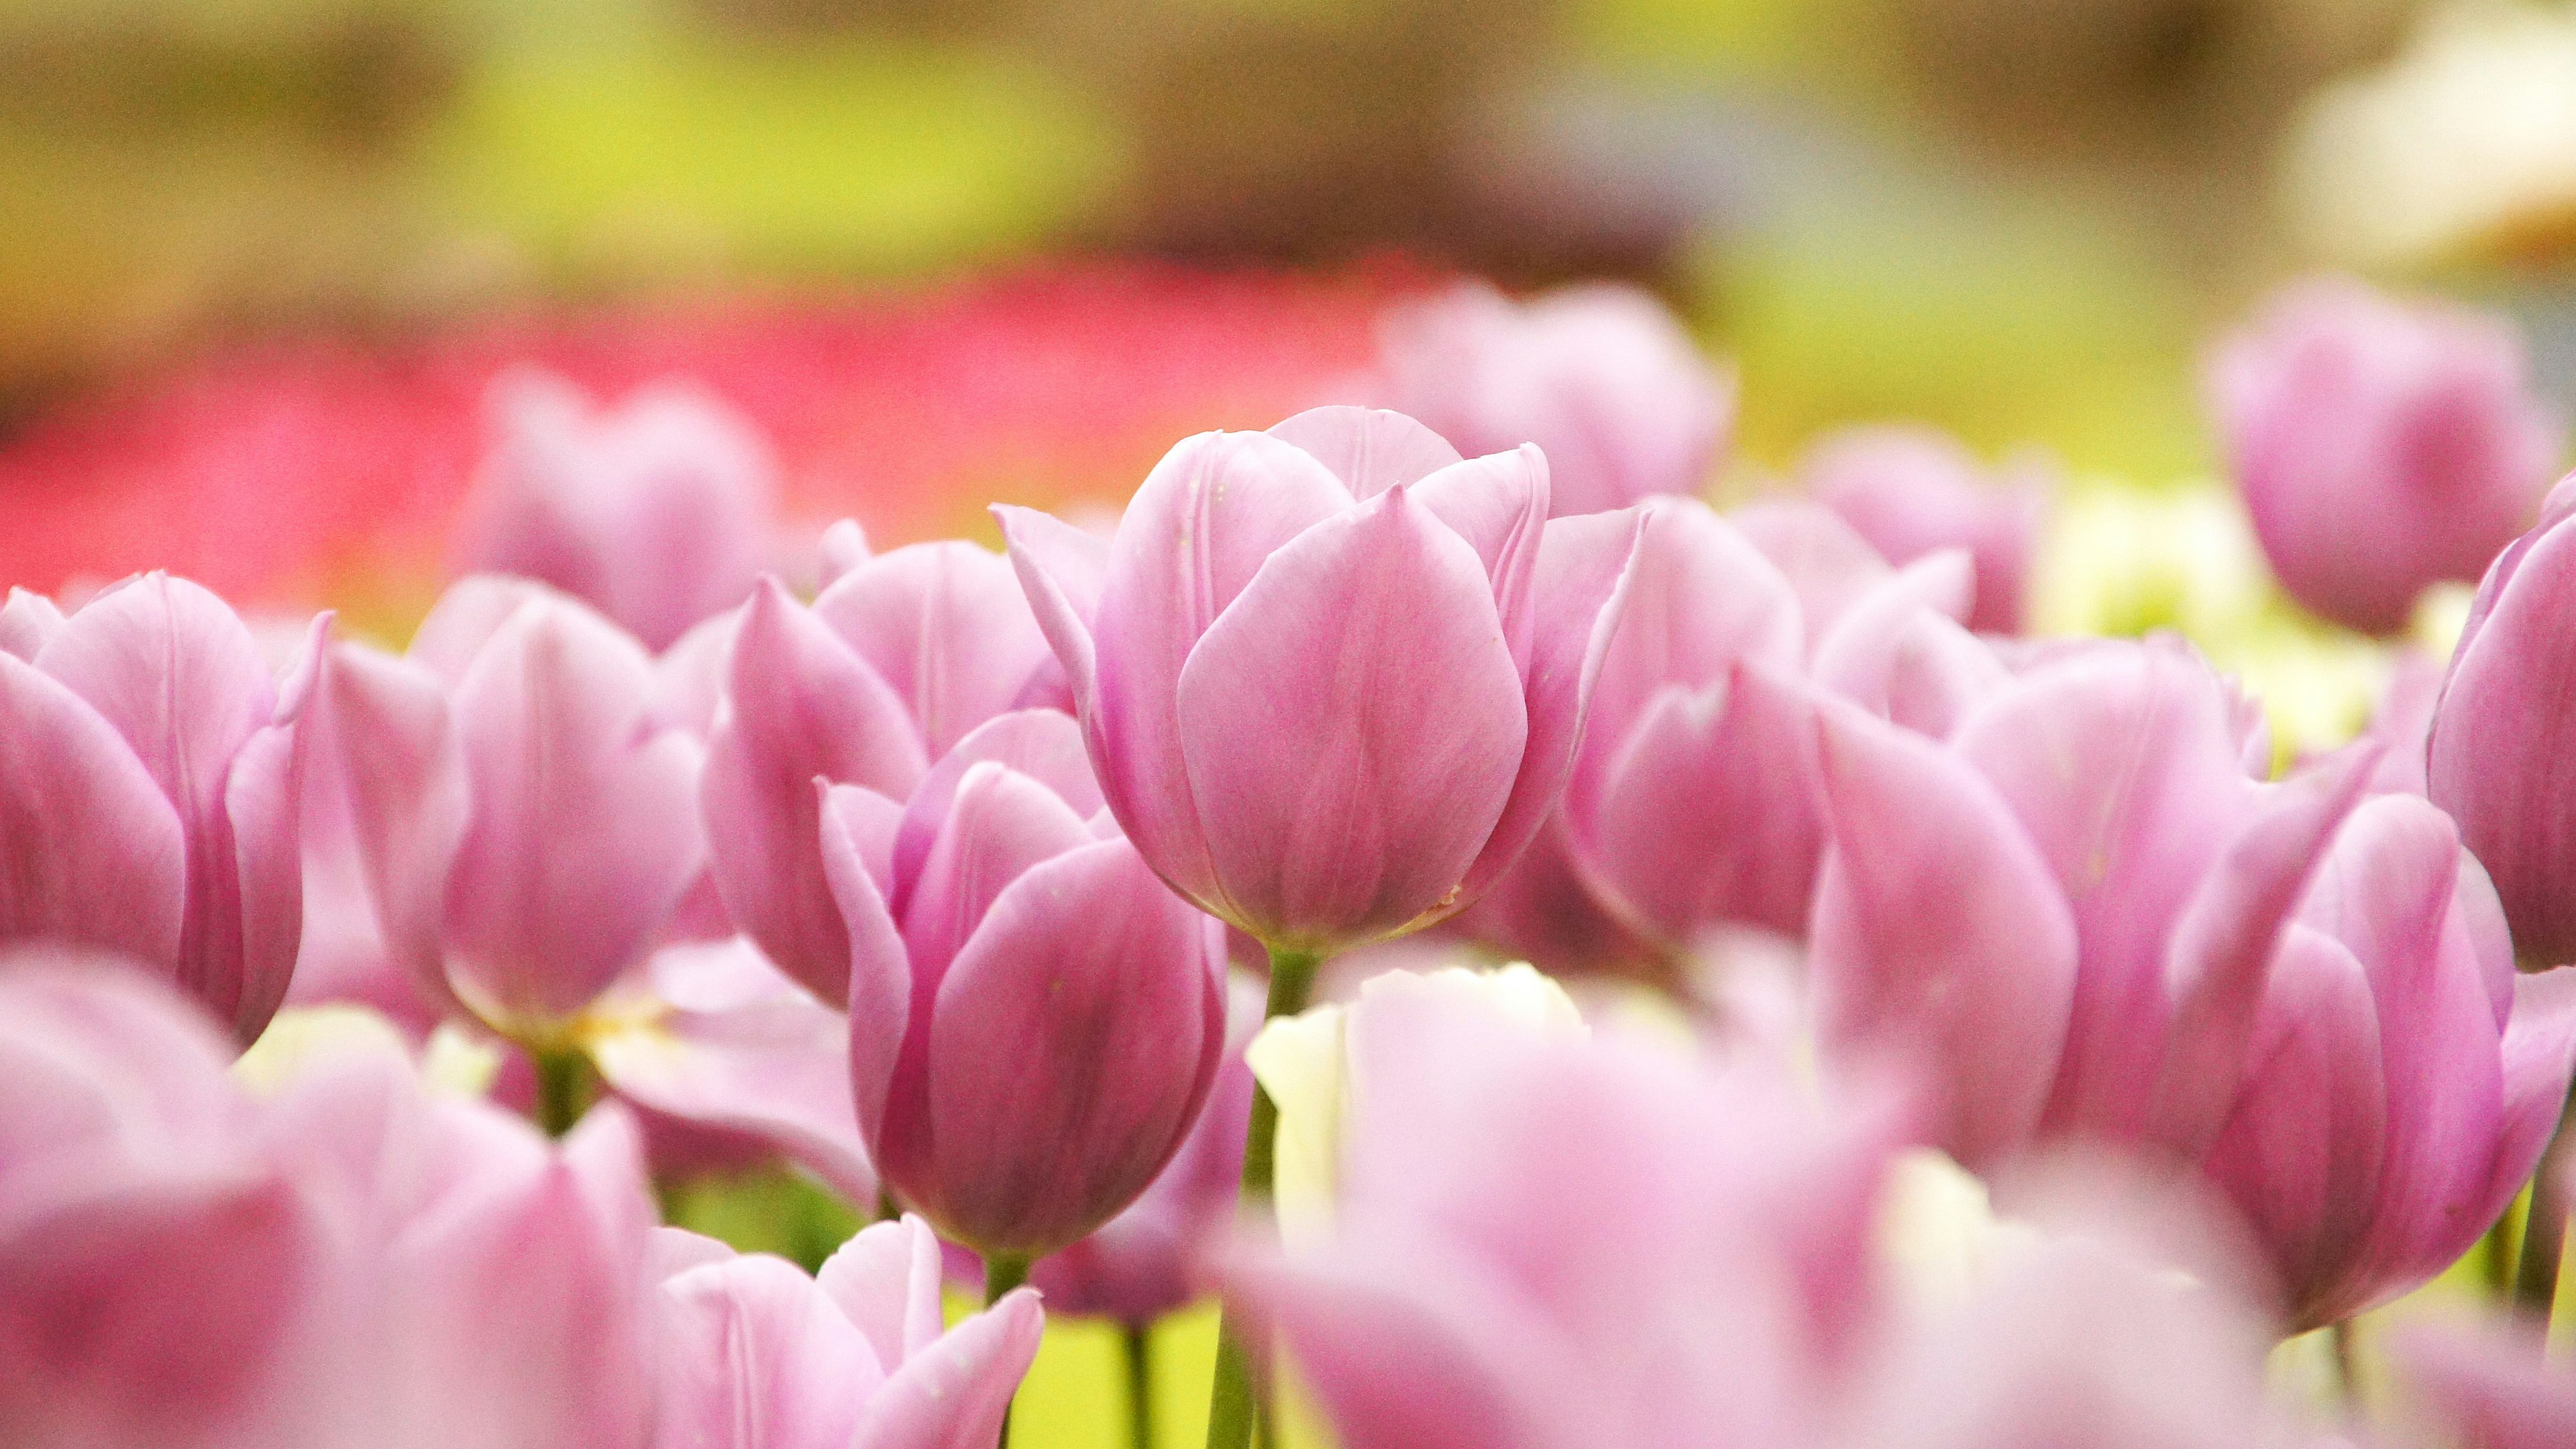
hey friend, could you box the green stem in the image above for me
[533,1047,596,1138]
[2330,1320,2360,1407]
[2515,1078,2576,1310]
[985,1254,1032,1449]
[1124,1322,1155,1449]
[1204,945,1322,1449]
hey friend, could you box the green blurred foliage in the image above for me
[423,38,1124,279]
[661,1167,865,1273]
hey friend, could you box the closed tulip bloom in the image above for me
[1030,975,1263,1326]
[2430,474,2576,965]
[1376,282,1735,516]
[2196,794,2576,1328]
[2209,277,2562,635]
[996,406,1642,954]
[650,1216,1042,1449]
[320,578,704,1035]
[1809,637,2371,1167]
[452,370,780,651]
[1801,424,2051,635]
[822,708,1230,1258]
[702,539,1063,1002]
[0,575,319,1044]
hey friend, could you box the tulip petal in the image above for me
[590,941,877,1208]
[653,1254,879,1449]
[2482,967,2576,1234]
[703,579,927,1002]
[889,709,1102,917]
[2430,509,2576,965]
[1573,664,1823,943]
[1088,429,1354,914]
[992,504,1108,721]
[1809,549,1976,712]
[1880,612,2011,739]
[1177,484,1528,945]
[812,543,1055,759]
[817,1214,947,1369]
[1728,498,1892,646]
[2148,748,2373,1157]
[1268,405,1464,498]
[1809,700,2077,1167]
[219,721,306,1043]
[2197,924,2387,1328]
[900,762,1096,991]
[820,784,909,1144]
[1410,445,1550,672]
[443,600,705,1022]
[0,587,64,661]
[318,643,470,1016]
[922,838,1222,1254]
[407,575,559,685]
[0,655,189,975]
[852,1287,1044,1449]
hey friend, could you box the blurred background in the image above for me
[4,0,2574,618]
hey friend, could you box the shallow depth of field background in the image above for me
[7,0,2572,1442]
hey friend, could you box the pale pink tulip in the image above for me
[1376,282,1735,516]
[1801,423,2049,635]
[0,575,320,1044]
[997,406,1641,954]
[2210,277,2561,635]
[822,708,1229,1257]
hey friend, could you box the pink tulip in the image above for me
[822,707,1230,1258]
[1375,282,1735,516]
[0,574,320,1044]
[1030,974,1263,1325]
[702,539,1063,1001]
[319,577,704,1032]
[650,1216,1042,1449]
[2394,1292,2576,1449]
[451,370,780,651]
[1809,637,2371,1167]
[996,406,1642,954]
[2430,473,2576,965]
[2209,276,2562,635]
[1801,423,2050,635]
[2196,794,2576,1328]
[1547,496,1973,954]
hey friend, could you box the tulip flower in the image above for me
[702,539,1064,1002]
[319,577,704,1044]
[1801,423,2051,635]
[1375,281,1735,516]
[1809,636,2370,1167]
[2196,794,2576,1328]
[649,1216,1043,1449]
[451,370,781,651]
[0,574,320,1045]
[1548,496,1972,956]
[995,405,1642,964]
[2209,277,2561,635]
[820,707,1230,1263]
[2394,1277,2576,1449]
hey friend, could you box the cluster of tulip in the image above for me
[11,273,2576,1448]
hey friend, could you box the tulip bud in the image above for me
[702,539,1063,1001]
[319,578,704,1036]
[1801,424,2050,636]
[997,406,1642,955]
[2209,276,2562,635]
[451,371,780,651]
[822,708,1230,1258]
[0,574,319,1044]
[649,1216,1042,1449]
[1376,282,1735,516]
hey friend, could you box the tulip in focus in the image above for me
[650,1216,1043,1449]
[2209,276,2561,635]
[820,707,1230,1261]
[0,575,319,1044]
[996,405,1642,961]
[318,577,705,1040]
[1800,423,2051,635]
[702,535,1065,1002]
[1373,282,1736,516]
[451,371,782,651]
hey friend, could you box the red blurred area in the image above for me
[0,259,1431,629]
